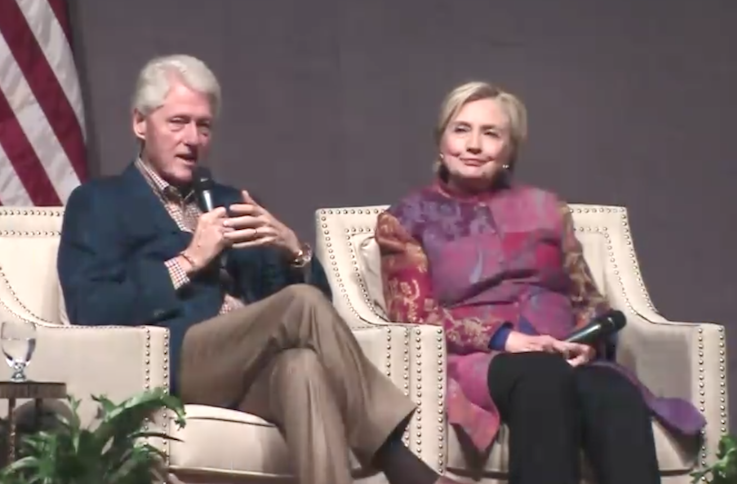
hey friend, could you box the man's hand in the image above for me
[504,332,595,367]
[224,190,301,258]
[181,207,231,271]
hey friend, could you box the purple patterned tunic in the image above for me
[375,179,706,452]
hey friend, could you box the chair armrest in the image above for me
[0,323,169,427]
[347,315,447,473]
[407,324,447,474]
[616,312,727,469]
[323,245,450,472]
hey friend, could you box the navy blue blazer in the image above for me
[57,163,331,396]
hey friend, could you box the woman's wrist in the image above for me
[503,330,524,351]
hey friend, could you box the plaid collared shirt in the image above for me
[135,159,244,315]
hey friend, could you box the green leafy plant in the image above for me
[0,387,186,484]
[692,434,737,484]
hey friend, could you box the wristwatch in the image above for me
[290,242,313,268]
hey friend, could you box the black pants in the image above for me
[487,352,660,484]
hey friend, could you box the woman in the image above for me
[375,81,706,484]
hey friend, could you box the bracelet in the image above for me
[179,251,197,269]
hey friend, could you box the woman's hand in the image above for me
[504,332,560,353]
[504,331,595,366]
[563,343,596,367]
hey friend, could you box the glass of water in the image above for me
[1,320,37,382]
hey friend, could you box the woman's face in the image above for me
[439,98,513,192]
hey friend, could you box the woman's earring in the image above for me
[502,163,510,170]
[439,153,445,160]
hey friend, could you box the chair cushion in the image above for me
[0,209,65,325]
[169,404,363,477]
[446,419,699,476]
[356,235,387,315]
[57,278,71,325]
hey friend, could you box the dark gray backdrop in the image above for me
[68,0,737,426]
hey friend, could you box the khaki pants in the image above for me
[180,284,417,484]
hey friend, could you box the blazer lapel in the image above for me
[119,162,183,236]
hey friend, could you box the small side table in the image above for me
[0,381,67,464]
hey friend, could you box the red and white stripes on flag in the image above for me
[0,0,87,206]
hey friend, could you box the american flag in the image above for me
[0,0,87,206]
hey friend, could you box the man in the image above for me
[57,54,459,484]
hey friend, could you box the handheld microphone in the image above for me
[192,166,215,213]
[192,166,227,268]
[564,310,626,345]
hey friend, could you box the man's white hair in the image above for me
[131,54,221,117]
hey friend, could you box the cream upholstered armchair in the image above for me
[314,203,729,484]
[0,207,418,484]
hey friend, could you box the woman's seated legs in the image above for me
[574,365,660,484]
[487,352,581,484]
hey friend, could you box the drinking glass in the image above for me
[1,320,37,382]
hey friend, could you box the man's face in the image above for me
[133,78,214,186]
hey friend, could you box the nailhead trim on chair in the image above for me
[415,327,422,451]
[0,208,63,217]
[435,326,446,470]
[404,327,412,448]
[0,267,53,324]
[0,298,41,326]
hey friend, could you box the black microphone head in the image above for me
[603,310,627,331]
[564,310,626,344]
[192,166,215,212]
[192,166,213,192]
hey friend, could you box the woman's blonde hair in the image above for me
[433,81,528,177]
